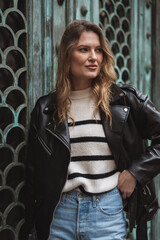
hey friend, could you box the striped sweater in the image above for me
[62,87,120,194]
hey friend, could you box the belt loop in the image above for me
[92,195,96,208]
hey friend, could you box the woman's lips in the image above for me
[85,65,97,70]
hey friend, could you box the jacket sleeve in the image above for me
[128,95,160,186]
[25,107,38,238]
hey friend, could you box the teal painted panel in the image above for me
[28,0,43,112]
[41,0,54,95]
[151,2,160,238]
[131,0,152,97]
[75,0,91,20]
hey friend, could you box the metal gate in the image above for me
[0,0,27,239]
[0,0,159,239]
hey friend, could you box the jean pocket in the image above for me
[98,190,123,216]
[98,203,123,215]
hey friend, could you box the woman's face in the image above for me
[70,31,103,90]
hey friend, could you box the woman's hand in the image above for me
[117,170,137,199]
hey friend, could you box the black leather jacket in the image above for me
[26,83,160,240]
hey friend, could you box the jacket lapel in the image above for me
[100,84,130,164]
[44,92,70,151]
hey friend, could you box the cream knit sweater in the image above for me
[62,87,119,194]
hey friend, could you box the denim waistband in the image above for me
[62,187,119,201]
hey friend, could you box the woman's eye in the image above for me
[79,48,88,52]
[96,48,102,53]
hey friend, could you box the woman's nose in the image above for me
[89,50,97,60]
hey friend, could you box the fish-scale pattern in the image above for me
[99,0,131,83]
[0,0,27,239]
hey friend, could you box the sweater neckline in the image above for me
[69,87,93,100]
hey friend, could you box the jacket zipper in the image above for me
[45,127,71,235]
[143,185,151,196]
[38,136,52,156]
[46,127,70,153]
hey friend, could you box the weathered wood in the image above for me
[131,0,152,98]
[151,1,160,239]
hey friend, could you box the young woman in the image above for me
[26,20,160,240]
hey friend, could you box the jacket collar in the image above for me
[43,84,126,112]
[110,83,126,104]
[43,84,126,152]
[43,91,57,113]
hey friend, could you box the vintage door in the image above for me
[0,0,27,239]
[0,0,159,239]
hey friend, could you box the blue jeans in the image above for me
[48,187,126,240]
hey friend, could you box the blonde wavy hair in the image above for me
[55,20,117,126]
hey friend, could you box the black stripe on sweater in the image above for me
[68,169,117,180]
[71,155,114,161]
[70,136,107,144]
[68,119,102,127]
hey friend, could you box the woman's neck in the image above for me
[71,78,92,91]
